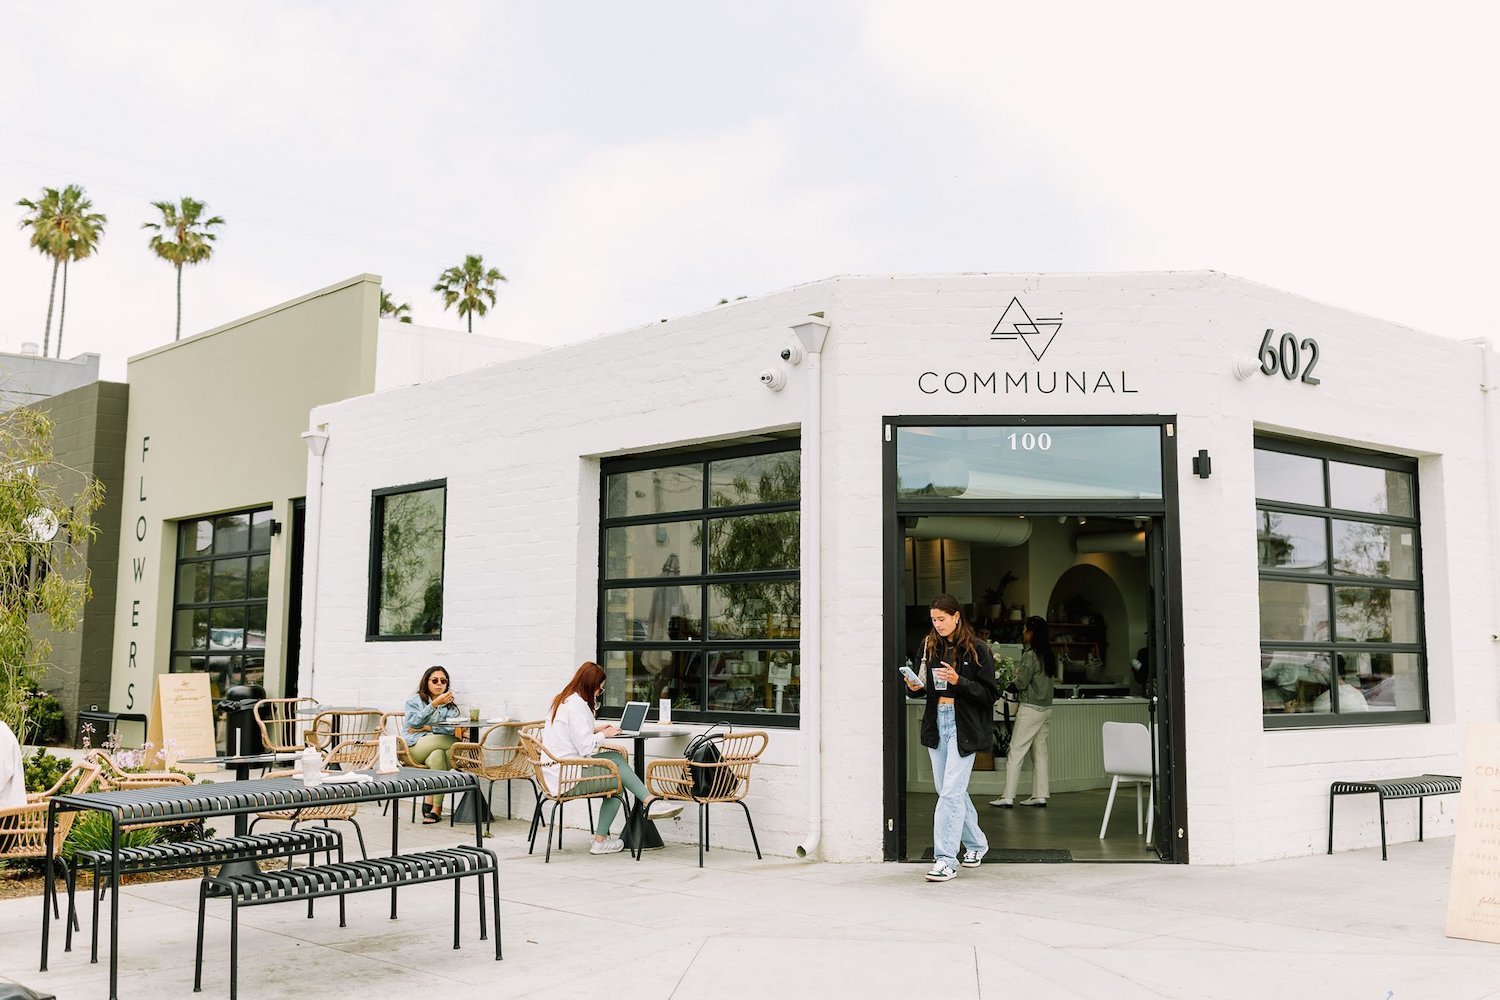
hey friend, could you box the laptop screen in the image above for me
[617,701,650,733]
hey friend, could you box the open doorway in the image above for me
[891,512,1173,863]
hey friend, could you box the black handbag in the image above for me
[684,722,732,798]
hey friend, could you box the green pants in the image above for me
[570,749,648,835]
[408,732,457,770]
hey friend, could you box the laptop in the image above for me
[613,700,651,737]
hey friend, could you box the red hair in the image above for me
[549,661,607,722]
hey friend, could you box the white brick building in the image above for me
[300,271,1500,865]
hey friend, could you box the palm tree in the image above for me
[16,185,107,357]
[142,197,225,340]
[380,290,413,323]
[432,254,507,333]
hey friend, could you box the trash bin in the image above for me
[216,683,267,757]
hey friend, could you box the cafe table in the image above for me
[39,766,480,1000]
[606,726,695,850]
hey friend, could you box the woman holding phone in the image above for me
[902,594,998,882]
[404,664,463,823]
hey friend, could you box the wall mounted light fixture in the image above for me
[269,519,283,537]
[1192,449,1213,479]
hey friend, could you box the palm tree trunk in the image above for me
[467,311,473,334]
[42,258,59,357]
[57,257,70,358]
[174,263,184,340]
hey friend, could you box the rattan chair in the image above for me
[247,768,369,859]
[450,720,543,836]
[517,731,637,862]
[645,730,767,867]
[305,709,384,770]
[0,760,102,926]
[254,697,319,752]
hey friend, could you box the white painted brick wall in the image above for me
[304,271,1499,865]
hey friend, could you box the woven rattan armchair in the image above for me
[254,697,319,752]
[450,720,543,836]
[517,731,636,862]
[1,760,102,924]
[305,709,384,770]
[247,768,368,859]
[645,730,767,867]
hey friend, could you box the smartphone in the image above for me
[899,665,924,687]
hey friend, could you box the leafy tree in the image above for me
[433,254,507,333]
[142,197,225,340]
[16,185,108,357]
[380,289,413,323]
[0,406,105,740]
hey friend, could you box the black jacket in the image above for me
[906,638,998,756]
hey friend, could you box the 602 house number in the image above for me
[1258,329,1321,385]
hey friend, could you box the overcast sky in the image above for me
[3,1,1497,381]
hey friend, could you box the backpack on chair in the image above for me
[684,723,733,798]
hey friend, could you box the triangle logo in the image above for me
[989,297,1063,361]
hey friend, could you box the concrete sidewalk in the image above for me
[1,806,1494,1000]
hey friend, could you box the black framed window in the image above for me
[171,508,273,700]
[1255,437,1426,728]
[600,440,801,726]
[368,480,446,640]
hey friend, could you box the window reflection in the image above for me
[896,425,1163,500]
[1332,520,1415,580]
[1255,511,1326,572]
[371,484,446,637]
[1329,462,1412,517]
[1253,449,1324,506]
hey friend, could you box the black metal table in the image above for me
[39,767,481,1000]
[609,727,694,850]
[177,752,303,836]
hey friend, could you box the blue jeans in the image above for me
[928,704,986,867]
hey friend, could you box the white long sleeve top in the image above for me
[0,721,26,810]
[540,693,606,793]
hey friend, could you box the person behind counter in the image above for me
[991,616,1056,809]
[903,593,998,882]
[404,664,463,823]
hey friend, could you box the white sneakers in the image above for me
[925,861,957,882]
[646,800,684,821]
[960,848,985,868]
[589,836,625,855]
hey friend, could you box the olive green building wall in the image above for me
[108,274,381,716]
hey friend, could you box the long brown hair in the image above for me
[416,665,450,704]
[549,661,607,721]
[923,594,979,665]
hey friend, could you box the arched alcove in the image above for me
[1047,564,1130,683]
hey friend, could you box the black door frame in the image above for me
[880,414,1190,863]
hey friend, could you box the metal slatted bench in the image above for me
[73,828,345,961]
[1328,773,1462,860]
[194,844,501,999]
[41,766,484,1000]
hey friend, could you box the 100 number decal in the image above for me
[1258,329,1321,385]
[1007,432,1052,451]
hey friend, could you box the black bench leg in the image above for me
[194,880,208,992]
[1378,794,1388,861]
[698,803,706,868]
[229,900,240,1000]
[491,863,502,961]
[91,859,103,963]
[62,859,77,952]
[453,877,461,950]
[1418,796,1425,842]
[1327,791,1335,854]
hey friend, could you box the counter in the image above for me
[905,698,1150,795]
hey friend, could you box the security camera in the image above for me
[780,342,805,365]
[759,367,787,391]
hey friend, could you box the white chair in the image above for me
[1099,721,1155,841]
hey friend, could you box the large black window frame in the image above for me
[170,507,274,700]
[599,439,802,728]
[367,479,447,642]
[1256,435,1427,729]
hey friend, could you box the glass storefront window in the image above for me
[895,425,1163,500]
[1255,438,1425,727]
[601,441,800,724]
[173,507,273,700]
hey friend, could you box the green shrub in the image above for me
[62,812,162,859]
[23,690,66,746]
[23,746,73,794]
